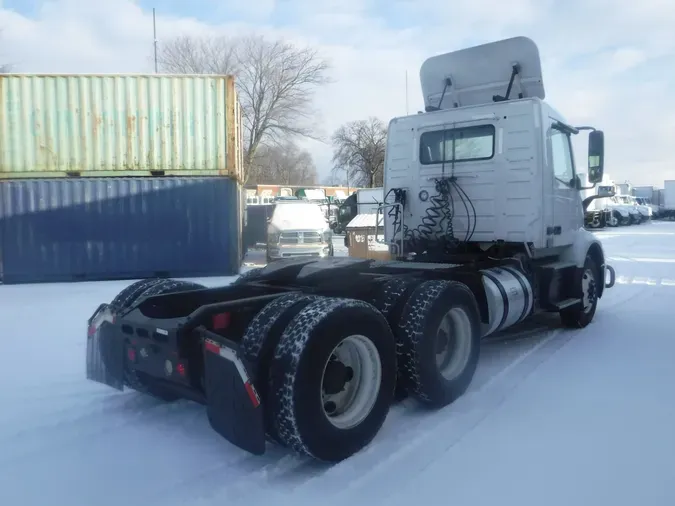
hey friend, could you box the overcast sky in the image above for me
[1,0,674,187]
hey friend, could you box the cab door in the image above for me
[547,120,580,247]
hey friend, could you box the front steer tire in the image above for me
[268,297,397,462]
[560,255,600,329]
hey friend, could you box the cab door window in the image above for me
[550,126,575,187]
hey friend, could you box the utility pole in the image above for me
[153,8,158,73]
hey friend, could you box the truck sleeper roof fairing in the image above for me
[420,36,545,111]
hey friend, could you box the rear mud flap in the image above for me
[202,334,266,455]
[86,305,125,391]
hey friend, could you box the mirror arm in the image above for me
[583,193,606,212]
[574,125,597,132]
[554,121,579,135]
[579,182,597,191]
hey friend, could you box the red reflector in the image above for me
[176,362,186,376]
[212,312,231,330]
[127,348,136,362]
[205,340,220,354]
[244,381,261,408]
[87,324,97,337]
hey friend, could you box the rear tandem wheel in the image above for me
[267,297,397,462]
[395,279,482,408]
[239,292,318,443]
[371,276,422,401]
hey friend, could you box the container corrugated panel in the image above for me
[0,74,242,179]
[0,177,241,284]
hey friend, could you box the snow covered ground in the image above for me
[2,226,675,506]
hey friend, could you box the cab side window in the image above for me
[550,126,575,187]
[420,124,495,165]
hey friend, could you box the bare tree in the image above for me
[236,35,330,173]
[156,34,331,182]
[320,173,346,186]
[248,141,318,186]
[156,35,238,74]
[331,117,387,188]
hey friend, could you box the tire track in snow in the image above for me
[153,450,308,506]
[0,393,205,465]
[1,376,99,401]
[1,383,121,416]
[2,391,306,494]
[0,387,159,434]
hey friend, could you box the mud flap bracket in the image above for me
[202,332,266,455]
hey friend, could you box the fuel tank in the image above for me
[480,266,534,337]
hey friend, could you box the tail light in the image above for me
[212,312,231,330]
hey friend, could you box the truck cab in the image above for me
[382,37,607,271]
[332,193,357,234]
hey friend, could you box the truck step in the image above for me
[554,298,581,310]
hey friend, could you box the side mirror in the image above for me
[597,186,614,198]
[587,130,604,183]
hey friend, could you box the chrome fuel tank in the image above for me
[480,266,534,337]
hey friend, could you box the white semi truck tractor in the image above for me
[86,36,616,463]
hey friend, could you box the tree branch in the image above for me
[155,34,331,183]
[331,117,387,187]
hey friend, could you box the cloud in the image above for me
[1,0,674,186]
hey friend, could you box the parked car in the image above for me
[266,201,334,263]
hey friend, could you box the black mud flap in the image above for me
[202,333,266,455]
[86,304,125,391]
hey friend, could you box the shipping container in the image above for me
[0,74,243,179]
[0,177,242,284]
